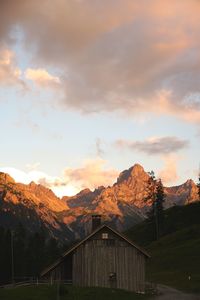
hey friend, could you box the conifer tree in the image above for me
[145,171,157,239]
[145,171,165,240]
[155,178,165,237]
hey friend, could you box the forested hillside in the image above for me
[0,225,62,284]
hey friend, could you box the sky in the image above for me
[0,0,200,197]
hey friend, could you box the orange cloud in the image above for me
[0,166,76,197]
[25,68,60,88]
[64,158,118,190]
[0,47,24,87]
[158,155,180,185]
[153,90,200,123]
[1,0,200,120]
[0,159,118,197]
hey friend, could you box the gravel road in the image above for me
[155,284,200,300]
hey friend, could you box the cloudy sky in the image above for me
[0,0,200,197]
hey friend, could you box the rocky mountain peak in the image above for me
[116,164,147,184]
[0,164,199,243]
[0,172,15,184]
[184,179,196,187]
[29,181,37,187]
[164,178,198,207]
[76,188,92,196]
[130,163,146,175]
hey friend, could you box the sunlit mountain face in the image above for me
[0,1,200,198]
[0,164,199,242]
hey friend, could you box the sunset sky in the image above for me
[0,0,200,197]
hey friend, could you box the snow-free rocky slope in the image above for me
[0,164,199,242]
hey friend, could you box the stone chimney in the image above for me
[92,215,101,231]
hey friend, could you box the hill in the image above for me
[126,202,200,293]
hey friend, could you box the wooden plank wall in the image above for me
[45,228,146,292]
[72,238,146,292]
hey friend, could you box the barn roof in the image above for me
[41,224,150,277]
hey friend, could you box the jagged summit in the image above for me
[75,188,92,196]
[131,163,145,173]
[0,172,15,184]
[0,164,199,242]
[29,181,37,187]
[116,164,146,184]
[185,179,196,186]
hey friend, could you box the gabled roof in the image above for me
[41,224,150,277]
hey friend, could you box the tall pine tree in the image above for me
[145,171,165,240]
[155,178,165,237]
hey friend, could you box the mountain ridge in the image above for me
[0,164,199,242]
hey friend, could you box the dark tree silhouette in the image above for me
[145,171,165,240]
[155,178,165,237]
[0,224,61,284]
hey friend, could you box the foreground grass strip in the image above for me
[0,285,152,300]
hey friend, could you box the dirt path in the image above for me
[155,284,200,300]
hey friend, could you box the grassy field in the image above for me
[126,202,200,247]
[0,285,151,300]
[126,202,200,293]
[146,224,200,293]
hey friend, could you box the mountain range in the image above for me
[0,164,199,243]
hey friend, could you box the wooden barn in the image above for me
[41,216,150,293]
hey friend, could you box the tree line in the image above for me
[145,170,200,241]
[0,224,62,285]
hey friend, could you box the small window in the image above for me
[102,233,108,239]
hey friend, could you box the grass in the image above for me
[126,202,200,293]
[126,202,200,246]
[0,285,151,300]
[146,225,200,293]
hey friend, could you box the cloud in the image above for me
[158,155,179,185]
[115,136,189,155]
[0,167,58,186]
[63,158,118,190]
[0,47,25,87]
[0,159,118,197]
[1,1,200,120]
[0,166,75,197]
[25,68,61,88]
[149,90,200,123]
